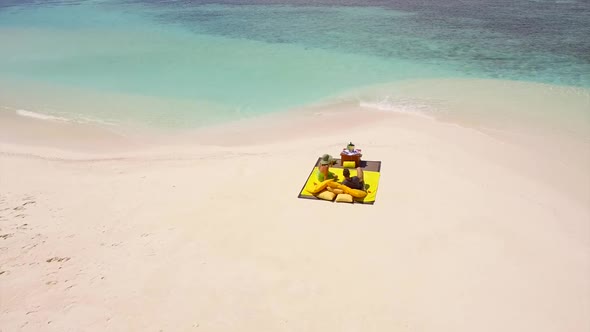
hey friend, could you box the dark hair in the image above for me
[343,168,350,177]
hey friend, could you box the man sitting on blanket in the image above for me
[341,167,365,190]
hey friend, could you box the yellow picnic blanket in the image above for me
[298,160,381,204]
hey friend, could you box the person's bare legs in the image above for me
[356,167,364,182]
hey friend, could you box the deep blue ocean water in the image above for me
[0,0,588,127]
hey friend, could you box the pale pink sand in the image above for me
[1,103,589,331]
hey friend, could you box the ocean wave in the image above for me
[16,109,71,122]
[358,97,437,120]
[15,109,118,126]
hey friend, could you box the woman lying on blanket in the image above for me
[317,154,338,182]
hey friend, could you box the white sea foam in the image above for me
[16,109,71,122]
[358,96,437,120]
[75,116,119,126]
[15,109,118,126]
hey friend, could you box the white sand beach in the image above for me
[1,81,589,331]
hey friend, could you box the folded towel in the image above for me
[341,149,362,156]
[343,161,356,168]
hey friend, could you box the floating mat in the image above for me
[298,158,382,204]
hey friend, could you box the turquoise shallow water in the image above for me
[0,0,588,128]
